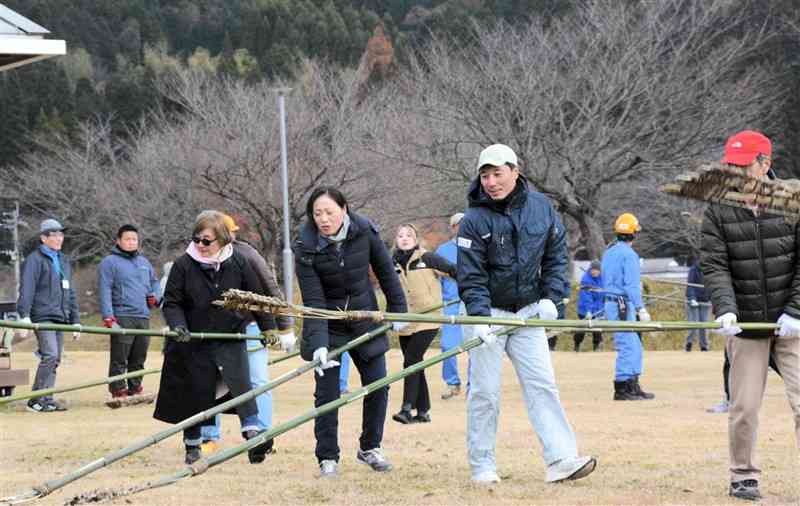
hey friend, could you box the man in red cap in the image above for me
[701,130,800,501]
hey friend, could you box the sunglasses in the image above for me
[191,236,217,246]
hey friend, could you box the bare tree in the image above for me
[5,118,200,263]
[371,0,789,258]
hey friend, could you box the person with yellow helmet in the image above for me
[601,213,655,401]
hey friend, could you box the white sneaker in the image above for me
[319,459,338,478]
[546,456,596,483]
[472,470,501,484]
[706,399,729,413]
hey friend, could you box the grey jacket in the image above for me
[17,245,80,324]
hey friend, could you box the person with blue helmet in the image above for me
[574,260,604,352]
[601,213,654,401]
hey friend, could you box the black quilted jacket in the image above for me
[701,203,800,338]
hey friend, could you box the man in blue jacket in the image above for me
[684,257,711,352]
[17,219,81,412]
[457,144,596,485]
[602,213,654,401]
[435,212,464,399]
[97,224,161,401]
[574,260,604,352]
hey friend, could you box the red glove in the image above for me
[103,316,118,328]
[146,295,158,308]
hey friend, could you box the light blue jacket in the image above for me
[435,239,460,314]
[601,241,643,310]
[97,246,160,319]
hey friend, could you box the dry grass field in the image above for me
[1,348,798,506]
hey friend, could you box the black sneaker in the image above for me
[729,479,762,501]
[244,430,274,464]
[26,400,57,413]
[613,381,641,401]
[414,411,431,423]
[185,445,202,465]
[685,342,693,352]
[392,410,415,424]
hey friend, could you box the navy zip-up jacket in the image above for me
[457,176,569,316]
[17,245,80,324]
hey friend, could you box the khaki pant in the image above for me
[726,334,800,481]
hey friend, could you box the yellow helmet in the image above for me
[614,213,641,235]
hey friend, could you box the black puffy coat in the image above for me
[294,212,407,361]
[153,250,275,424]
[701,203,800,338]
[457,177,569,316]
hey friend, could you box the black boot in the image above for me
[630,376,655,400]
[185,445,202,465]
[613,380,641,401]
[244,430,274,464]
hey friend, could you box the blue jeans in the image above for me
[339,351,350,393]
[32,328,64,403]
[201,323,271,442]
[467,303,578,475]
[605,301,643,381]
[440,301,463,386]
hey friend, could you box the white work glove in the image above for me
[712,312,742,337]
[537,299,558,321]
[584,312,593,320]
[279,329,296,353]
[472,324,497,347]
[637,308,651,322]
[689,299,699,307]
[312,347,340,377]
[72,324,81,341]
[15,317,31,339]
[392,321,408,333]
[776,313,800,338]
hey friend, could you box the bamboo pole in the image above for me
[0,368,160,406]
[66,332,494,504]
[0,320,255,341]
[215,291,777,332]
[0,300,455,504]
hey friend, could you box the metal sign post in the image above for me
[277,89,294,307]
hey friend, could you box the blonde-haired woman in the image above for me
[391,224,456,424]
[154,210,276,465]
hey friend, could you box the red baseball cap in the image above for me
[721,130,771,166]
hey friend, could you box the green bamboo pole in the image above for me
[263,299,456,364]
[0,368,161,406]
[0,320,253,340]
[0,300,456,504]
[333,311,778,332]
[68,333,493,503]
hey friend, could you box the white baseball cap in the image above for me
[449,212,465,227]
[476,144,518,173]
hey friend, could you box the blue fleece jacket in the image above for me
[577,271,604,316]
[97,246,160,319]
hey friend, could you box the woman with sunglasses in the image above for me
[295,187,407,478]
[154,210,277,465]
[391,224,455,425]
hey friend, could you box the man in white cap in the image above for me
[435,212,465,399]
[17,219,81,412]
[457,144,596,484]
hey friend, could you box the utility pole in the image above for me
[276,89,294,307]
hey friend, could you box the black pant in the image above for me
[723,347,782,401]
[399,329,437,413]
[548,336,558,350]
[108,316,150,393]
[314,351,387,463]
[573,314,603,351]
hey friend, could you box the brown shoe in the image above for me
[441,384,461,400]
